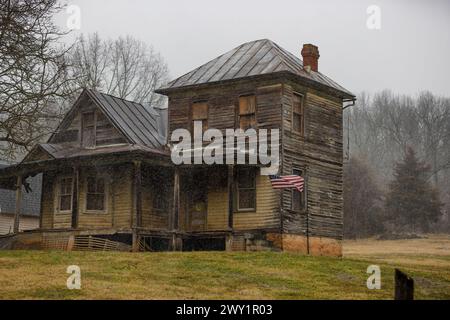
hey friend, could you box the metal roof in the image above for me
[37,143,168,160]
[157,39,354,98]
[86,89,165,148]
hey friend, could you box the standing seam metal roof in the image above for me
[86,89,165,149]
[158,39,354,98]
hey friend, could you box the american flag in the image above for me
[269,175,305,192]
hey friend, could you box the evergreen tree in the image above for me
[385,147,442,232]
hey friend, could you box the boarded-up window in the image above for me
[239,95,256,130]
[291,168,306,212]
[236,167,256,211]
[59,177,73,212]
[86,176,105,211]
[292,93,304,134]
[81,112,95,147]
[191,102,208,132]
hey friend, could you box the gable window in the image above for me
[292,93,304,134]
[81,111,96,148]
[238,95,256,130]
[86,176,106,211]
[191,102,208,132]
[236,167,256,211]
[58,177,73,212]
[291,168,306,212]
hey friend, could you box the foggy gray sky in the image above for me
[57,0,450,97]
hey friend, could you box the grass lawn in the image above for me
[0,235,449,299]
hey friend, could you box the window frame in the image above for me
[81,110,97,148]
[235,167,257,212]
[291,168,307,212]
[238,94,257,130]
[84,174,108,214]
[55,175,74,214]
[291,92,305,135]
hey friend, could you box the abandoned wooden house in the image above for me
[0,39,355,255]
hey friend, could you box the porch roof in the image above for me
[0,144,171,188]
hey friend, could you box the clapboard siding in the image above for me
[281,83,344,240]
[234,174,280,230]
[0,214,39,235]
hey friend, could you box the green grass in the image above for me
[0,241,449,300]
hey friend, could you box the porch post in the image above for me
[132,161,142,252]
[227,165,234,230]
[71,166,79,229]
[172,167,180,250]
[13,175,23,234]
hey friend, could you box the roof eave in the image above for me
[156,71,355,100]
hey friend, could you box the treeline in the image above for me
[344,91,450,238]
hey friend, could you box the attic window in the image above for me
[81,112,96,148]
[238,95,256,130]
[191,102,208,132]
[292,93,304,134]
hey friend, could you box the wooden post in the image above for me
[132,161,142,252]
[227,165,234,230]
[395,269,414,300]
[133,161,142,228]
[71,167,79,229]
[13,175,23,234]
[172,167,180,251]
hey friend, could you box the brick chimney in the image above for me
[301,44,320,72]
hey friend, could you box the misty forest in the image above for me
[1,0,449,240]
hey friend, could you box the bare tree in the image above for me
[69,33,169,107]
[0,0,74,160]
[345,90,450,234]
[343,156,384,238]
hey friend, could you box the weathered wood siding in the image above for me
[233,174,279,230]
[167,79,283,231]
[40,164,134,230]
[168,79,283,137]
[281,82,344,240]
[50,99,127,147]
[0,214,39,235]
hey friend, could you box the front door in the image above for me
[187,172,207,231]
